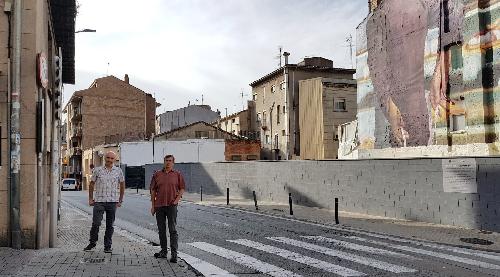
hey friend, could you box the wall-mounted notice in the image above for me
[442,159,477,193]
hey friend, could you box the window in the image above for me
[232,118,235,123]
[450,44,463,70]
[451,114,466,131]
[280,82,286,90]
[277,105,280,124]
[247,155,258,160]
[283,105,286,114]
[271,85,276,93]
[282,130,285,136]
[195,131,209,138]
[265,135,270,144]
[334,98,347,111]
[263,87,266,103]
[262,111,267,126]
[257,113,261,123]
[253,93,257,101]
[443,0,450,33]
[231,155,242,161]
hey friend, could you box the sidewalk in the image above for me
[126,188,500,253]
[0,201,198,277]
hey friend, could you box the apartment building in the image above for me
[156,104,221,134]
[0,0,76,248]
[215,101,258,139]
[63,75,157,183]
[299,78,357,160]
[250,56,355,160]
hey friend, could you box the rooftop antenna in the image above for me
[345,34,354,69]
[106,61,110,76]
[275,45,283,68]
[240,89,249,110]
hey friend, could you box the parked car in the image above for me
[61,178,78,191]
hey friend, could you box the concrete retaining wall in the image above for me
[145,158,500,232]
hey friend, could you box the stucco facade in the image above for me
[157,105,221,134]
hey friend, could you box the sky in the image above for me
[64,0,368,115]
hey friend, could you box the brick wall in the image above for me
[224,140,260,161]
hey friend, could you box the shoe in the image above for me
[169,253,177,263]
[104,247,112,253]
[83,243,96,251]
[154,249,168,258]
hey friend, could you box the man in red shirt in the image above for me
[150,154,185,262]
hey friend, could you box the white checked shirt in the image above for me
[91,166,124,203]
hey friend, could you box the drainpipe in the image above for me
[36,89,43,249]
[283,52,290,160]
[9,0,22,250]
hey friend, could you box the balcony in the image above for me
[71,109,82,122]
[71,127,82,138]
[70,147,82,156]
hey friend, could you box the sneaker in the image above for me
[83,243,96,251]
[154,249,168,258]
[169,253,177,263]
[104,247,112,253]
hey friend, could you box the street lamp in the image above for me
[75,28,96,33]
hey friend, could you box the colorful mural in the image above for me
[357,0,500,151]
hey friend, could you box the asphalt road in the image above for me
[62,191,500,277]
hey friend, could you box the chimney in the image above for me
[283,52,290,65]
[124,74,129,84]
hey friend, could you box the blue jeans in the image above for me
[89,202,117,248]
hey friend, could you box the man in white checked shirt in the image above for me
[84,151,125,253]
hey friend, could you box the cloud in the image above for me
[65,0,367,114]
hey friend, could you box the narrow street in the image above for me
[63,191,500,277]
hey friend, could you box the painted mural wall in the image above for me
[357,0,500,154]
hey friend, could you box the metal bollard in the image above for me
[200,185,203,202]
[227,188,229,205]
[289,193,294,215]
[335,197,339,224]
[253,191,258,210]
[136,184,139,194]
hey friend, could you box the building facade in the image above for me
[354,0,500,158]
[250,56,355,160]
[157,104,221,134]
[0,0,76,248]
[63,75,156,182]
[215,101,259,139]
[299,77,357,160]
[155,121,240,141]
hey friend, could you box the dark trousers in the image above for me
[89,202,117,248]
[155,205,178,253]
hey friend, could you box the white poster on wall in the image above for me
[442,158,477,193]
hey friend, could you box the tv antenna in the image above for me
[275,45,283,68]
[345,34,354,69]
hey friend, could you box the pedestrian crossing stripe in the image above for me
[188,241,303,277]
[229,239,366,277]
[267,236,417,273]
[307,235,500,270]
[178,252,238,277]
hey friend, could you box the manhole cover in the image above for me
[460,238,494,245]
[81,257,106,264]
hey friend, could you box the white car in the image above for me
[61,178,78,191]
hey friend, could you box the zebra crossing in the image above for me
[181,233,500,277]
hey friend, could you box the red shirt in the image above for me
[150,169,186,207]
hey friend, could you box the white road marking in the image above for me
[229,239,366,277]
[343,236,500,270]
[200,203,500,262]
[189,242,302,277]
[300,235,416,259]
[268,237,417,273]
[178,252,237,277]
